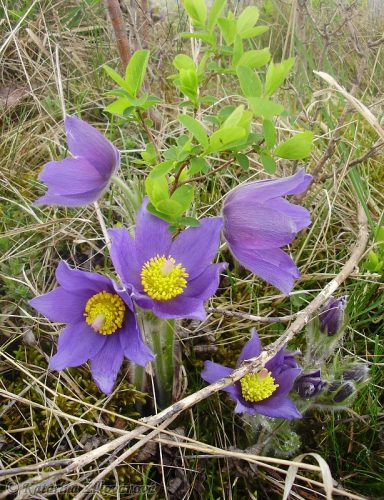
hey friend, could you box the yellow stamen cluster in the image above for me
[141,254,188,301]
[240,370,279,403]
[84,291,125,335]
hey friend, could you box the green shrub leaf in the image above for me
[274,131,314,159]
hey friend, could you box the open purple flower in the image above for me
[108,199,227,321]
[222,169,312,294]
[35,115,120,207]
[29,261,153,394]
[201,329,302,419]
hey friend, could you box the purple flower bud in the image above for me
[319,296,348,336]
[332,381,355,403]
[295,369,327,398]
[342,363,369,383]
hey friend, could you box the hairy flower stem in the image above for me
[93,201,111,249]
[138,311,175,409]
[111,175,141,221]
[150,319,175,409]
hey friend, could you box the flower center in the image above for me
[140,254,189,301]
[240,369,279,403]
[84,291,125,335]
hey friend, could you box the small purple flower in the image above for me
[108,199,227,321]
[29,261,154,394]
[222,169,312,294]
[201,329,302,419]
[35,115,120,207]
[295,369,328,398]
[319,296,348,336]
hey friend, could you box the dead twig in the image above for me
[319,140,384,181]
[368,36,384,48]
[206,307,297,324]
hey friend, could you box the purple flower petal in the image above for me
[90,334,124,394]
[38,158,106,195]
[224,203,301,250]
[274,368,302,397]
[264,197,311,232]
[49,321,106,371]
[283,350,301,369]
[153,296,206,320]
[108,228,143,291]
[118,312,154,366]
[135,198,172,265]
[236,330,262,366]
[234,399,259,415]
[29,287,88,323]
[201,361,238,399]
[183,263,227,301]
[225,169,312,205]
[34,187,108,207]
[252,396,302,419]
[65,115,120,178]
[170,217,223,279]
[133,292,156,311]
[227,243,300,295]
[55,260,112,295]
[115,286,134,311]
[265,348,286,375]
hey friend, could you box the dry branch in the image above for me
[106,0,131,68]
[207,307,297,324]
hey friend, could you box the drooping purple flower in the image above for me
[201,329,302,419]
[222,169,312,294]
[34,115,120,207]
[108,199,227,321]
[295,369,328,398]
[319,296,348,336]
[29,261,154,394]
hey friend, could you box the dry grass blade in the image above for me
[314,70,384,141]
[283,453,335,500]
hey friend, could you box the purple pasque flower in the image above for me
[222,169,312,295]
[29,261,154,395]
[108,198,227,321]
[295,369,328,398]
[319,296,348,336]
[201,329,302,419]
[35,115,120,207]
